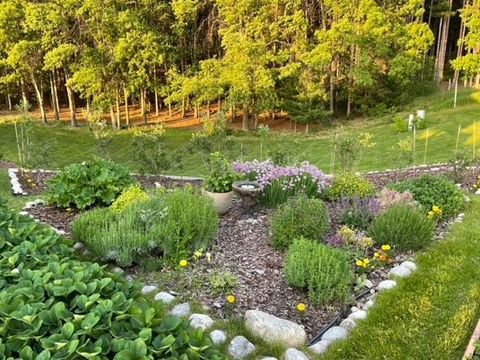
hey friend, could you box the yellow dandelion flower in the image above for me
[226,295,236,304]
[381,244,391,251]
[355,259,364,267]
[296,303,306,312]
[374,252,380,258]
[179,259,188,268]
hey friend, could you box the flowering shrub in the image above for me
[427,205,443,220]
[110,184,150,212]
[339,197,381,230]
[376,188,418,212]
[325,172,375,200]
[355,244,393,273]
[233,160,329,206]
[326,225,374,250]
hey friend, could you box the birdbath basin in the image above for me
[233,181,263,208]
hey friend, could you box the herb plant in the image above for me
[204,152,236,193]
[326,172,375,200]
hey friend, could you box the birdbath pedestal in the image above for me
[232,181,263,208]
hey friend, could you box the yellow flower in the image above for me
[364,237,374,247]
[381,244,391,252]
[206,252,212,262]
[179,259,188,268]
[355,259,364,267]
[296,303,306,312]
[427,211,434,219]
[363,258,370,265]
[432,205,440,212]
[374,252,380,258]
[66,208,72,213]
[194,250,203,259]
[226,295,236,304]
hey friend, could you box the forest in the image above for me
[0,0,478,130]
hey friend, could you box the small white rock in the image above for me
[11,268,20,275]
[309,340,331,354]
[209,329,227,345]
[170,303,191,318]
[321,326,348,342]
[228,336,256,359]
[364,279,374,289]
[348,310,367,321]
[154,292,176,304]
[363,299,375,311]
[376,280,397,292]
[400,261,417,272]
[111,266,124,274]
[388,266,412,279]
[350,306,360,313]
[73,242,84,251]
[260,357,278,360]
[339,318,357,331]
[284,348,309,360]
[141,285,159,295]
[18,211,29,216]
[189,314,214,330]
[125,275,134,282]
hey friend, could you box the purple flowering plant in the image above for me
[232,160,330,206]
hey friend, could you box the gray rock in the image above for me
[321,326,348,342]
[363,299,375,311]
[400,261,417,272]
[284,348,309,360]
[189,314,214,330]
[154,292,176,304]
[125,275,134,282]
[376,280,397,291]
[228,336,256,359]
[339,318,356,331]
[209,330,227,345]
[348,310,367,321]
[141,285,159,295]
[309,340,331,355]
[111,266,124,274]
[170,302,191,317]
[388,266,412,279]
[350,306,360,313]
[364,279,374,289]
[260,357,278,360]
[18,211,29,216]
[244,310,306,347]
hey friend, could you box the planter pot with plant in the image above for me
[204,152,236,214]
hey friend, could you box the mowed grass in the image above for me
[321,197,480,360]
[0,88,480,176]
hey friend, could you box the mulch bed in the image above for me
[0,160,17,169]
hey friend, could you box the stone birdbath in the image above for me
[232,181,263,208]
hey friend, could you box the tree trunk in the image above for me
[110,106,116,128]
[6,88,12,111]
[181,97,186,118]
[140,89,147,124]
[242,105,249,131]
[64,71,77,127]
[54,70,60,117]
[231,105,236,122]
[30,73,47,124]
[20,78,27,105]
[115,93,121,129]
[86,97,90,113]
[168,102,172,118]
[194,104,198,119]
[50,72,60,123]
[305,123,309,134]
[434,0,453,83]
[124,88,130,126]
[155,88,159,116]
[206,101,210,119]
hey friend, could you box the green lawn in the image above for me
[1,88,479,176]
[321,197,480,360]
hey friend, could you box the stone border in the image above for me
[7,168,27,195]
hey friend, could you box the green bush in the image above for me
[270,196,330,250]
[391,175,465,218]
[368,204,435,251]
[284,237,353,305]
[204,152,236,193]
[111,184,150,212]
[0,199,224,360]
[73,187,219,266]
[326,172,375,200]
[47,158,133,209]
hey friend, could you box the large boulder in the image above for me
[244,310,307,347]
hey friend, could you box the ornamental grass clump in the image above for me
[368,204,435,251]
[390,175,464,218]
[233,160,329,207]
[270,195,330,250]
[285,237,353,305]
[73,187,218,266]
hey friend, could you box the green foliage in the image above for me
[73,187,218,266]
[284,237,353,306]
[0,201,224,360]
[391,175,465,218]
[340,198,378,231]
[110,184,150,212]
[393,137,415,169]
[132,126,181,175]
[209,270,237,295]
[447,149,476,184]
[326,172,375,200]
[392,116,408,134]
[368,204,434,251]
[282,100,332,133]
[270,196,330,250]
[332,130,376,171]
[204,152,235,193]
[266,132,300,166]
[47,159,133,210]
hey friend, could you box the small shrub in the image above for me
[339,198,380,230]
[376,188,417,212]
[47,158,133,209]
[326,172,375,200]
[270,196,330,250]
[73,187,218,266]
[392,116,408,134]
[391,175,465,218]
[368,204,434,251]
[284,237,353,305]
[326,225,374,251]
[205,152,236,193]
[111,184,150,212]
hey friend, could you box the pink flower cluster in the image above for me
[232,160,330,193]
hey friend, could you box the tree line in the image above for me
[0,0,478,130]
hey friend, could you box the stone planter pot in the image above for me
[463,318,480,360]
[204,190,234,215]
